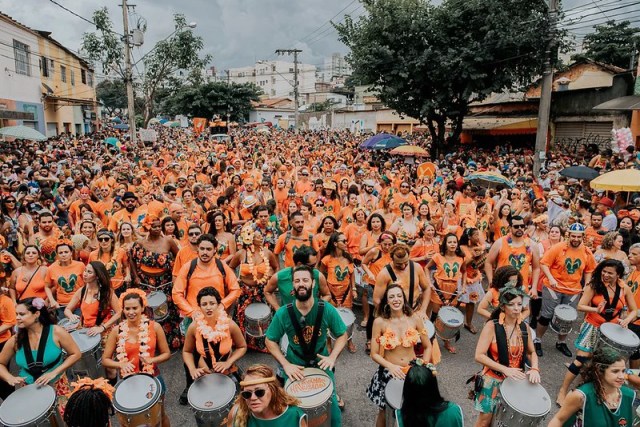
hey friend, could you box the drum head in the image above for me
[188,374,236,411]
[113,374,162,413]
[0,384,56,426]
[554,304,578,322]
[284,368,334,408]
[71,329,101,353]
[147,291,166,306]
[423,319,435,339]
[384,379,404,411]
[245,303,271,319]
[439,307,463,325]
[337,308,355,326]
[59,318,79,331]
[500,377,551,417]
[600,322,640,348]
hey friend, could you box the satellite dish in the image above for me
[131,29,144,46]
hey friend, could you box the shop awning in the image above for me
[593,95,640,111]
[462,117,538,135]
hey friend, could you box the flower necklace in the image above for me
[247,246,272,285]
[116,315,154,376]
[193,307,230,343]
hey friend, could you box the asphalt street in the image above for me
[115,305,575,426]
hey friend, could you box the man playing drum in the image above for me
[534,223,597,358]
[373,244,431,318]
[265,265,347,427]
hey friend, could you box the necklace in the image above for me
[247,247,272,285]
[194,307,229,343]
[116,315,153,376]
[604,388,621,409]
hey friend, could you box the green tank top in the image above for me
[15,325,64,384]
[276,267,320,306]
[395,402,464,427]
[242,406,307,426]
[563,382,635,427]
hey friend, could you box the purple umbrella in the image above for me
[360,133,395,149]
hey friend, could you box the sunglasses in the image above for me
[4,200,15,204]
[316,204,324,207]
[188,232,202,237]
[512,224,526,229]
[241,389,267,400]
[400,185,409,188]
[98,237,112,242]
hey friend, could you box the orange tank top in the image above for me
[15,267,47,300]
[496,236,533,291]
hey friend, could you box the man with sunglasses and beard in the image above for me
[265,265,347,427]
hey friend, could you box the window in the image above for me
[87,72,93,87]
[60,65,67,83]
[81,69,87,84]
[13,40,31,76]
[40,56,49,77]
[289,68,294,73]
[70,70,75,86]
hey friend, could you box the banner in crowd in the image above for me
[193,118,208,135]
[139,129,158,142]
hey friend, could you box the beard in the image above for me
[513,230,524,237]
[294,286,312,302]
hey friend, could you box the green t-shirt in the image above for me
[564,382,635,427]
[245,405,307,426]
[276,268,320,307]
[395,402,464,427]
[266,299,346,366]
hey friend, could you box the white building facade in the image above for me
[228,60,316,99]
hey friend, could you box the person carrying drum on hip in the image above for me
[484,215,540,310]
[472,286,541,427]
[227,364,308,427]
[101,289,171,427]
[425,233,467,354]
[367,284,432,427]
[626,243,640,369]
[534,223,597,358]
[265,265,347,427]
[556,259,637,406]
[182,287,247,384]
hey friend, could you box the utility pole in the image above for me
[121,0,137,144]
[533,0,558,178]
[225,69,230,85]
[275,49,302,130]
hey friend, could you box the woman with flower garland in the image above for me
[0,297,81,417]
[228,225,278,352]
[183,287,247,385]
[89,229,130,297]
[102,288,171,426]
[368,284,432,427]
[130,215,181,351]
[473,286,540,427]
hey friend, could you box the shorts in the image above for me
[574,322,599,353]
[458,280,485,304]
[474,374,503,414]
[540,287,580,320]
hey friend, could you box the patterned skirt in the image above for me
[575,321,599,353]
[474,374,503,414]
[53,373,71,418]
[458,279,485,304]
[366,366,393,409]
[235,284,269,353]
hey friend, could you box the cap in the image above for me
[122,191,137,200]
[363,179,376,187]
[568,223,585,234]
[598,197,614,208]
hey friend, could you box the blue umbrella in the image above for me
[113,124,129,130]
[368,135,408,150]
[360,133,394,149]
[158,118,169,124]
[110,117,122,124]
[105,137,121,148]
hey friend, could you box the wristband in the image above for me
[529,367,539,372]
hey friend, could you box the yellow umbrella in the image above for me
[589,169,640,192]
[389,145,429,157]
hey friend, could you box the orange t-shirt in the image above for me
[88,248,128,291]
[496,236,534,292]
[15,267,48,300]
[0,294,16,343]
[274,232,314,268]
[172,245,198,276]
[343,222,367,259]
[45,261,85,305]
[541,242,596,295]
[584,226,607,251]
[431,253,464,304]
[321,255,354,308]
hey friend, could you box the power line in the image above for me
[298,0,359,44]
[46,0,124,37]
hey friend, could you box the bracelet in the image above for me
[529,367,539,372]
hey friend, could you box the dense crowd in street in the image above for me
[0,125,639,426]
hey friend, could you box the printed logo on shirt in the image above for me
[58,274,78,293]
[565,258,582,275]
[292,326,321,345]
[334,266,349,282]
[443,262,460,278]
[509,254,526,271]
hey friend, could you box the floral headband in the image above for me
[119,288,147,309]
[56,238,75,250]
[410,358,438,375]
[498,284,527,306]
[32,297,46,310]
[67,377,115,401]
[239,224,255,245]
[141,214,159,230]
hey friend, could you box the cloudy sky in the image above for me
[1,0,637,76]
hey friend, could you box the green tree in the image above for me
[82,9,211,127]
[572,20,640,69]
[96,79,127,115]
[335,0,567,153]
[161,82,262,122]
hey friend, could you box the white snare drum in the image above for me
[417,318,436,345]
[549,304,578,335]
[384,378,404,427]
[188,374,237,427]
[113,374,163,427]
[284,368,333,427]
[58,318,79,332]
[147,291,168,322]
[69,329,103,379]
[492,377,551,426]
[328,308,356,340]
[244,303,272,338]
[0,384,62,426]
[435,307,464,340]
[598,322,640,358]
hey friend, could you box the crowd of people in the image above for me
[0,125,640,426]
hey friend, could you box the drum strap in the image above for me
[21,325,61,381]
[80,286,106,326]
[602,285,622,322]
[431,279,456,306]
[187,258,227,294]
[201,336,229,369]
[491,320,529,377]
[385,262,416,307]
[286,301,325,367]
[329,288,350,306]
